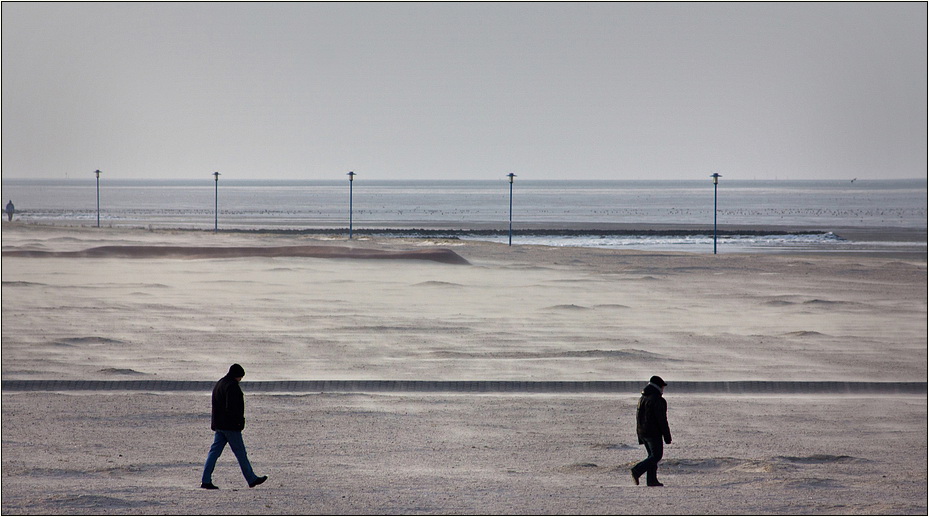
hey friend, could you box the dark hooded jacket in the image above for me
[211,366,246,431]
[636,383,672,444]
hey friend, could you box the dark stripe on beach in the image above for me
[2,245,470,264]
[2,380,925,394]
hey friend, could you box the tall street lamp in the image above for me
[347,171,356,239]
[711,173,722,254]
[507,173,517,246]
[213,172,221,232]
[94,169,101,227]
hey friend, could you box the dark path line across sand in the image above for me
[3,380,925,394]
[1,245,471,264]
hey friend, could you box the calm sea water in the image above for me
[2,179,925,252]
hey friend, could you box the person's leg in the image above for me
[223,430,258,484]
[632,438,664,485]
[644,437,664,485]
[201,431,228,484]
[631,440,652,482]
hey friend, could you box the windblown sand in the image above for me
[1,225,926,514]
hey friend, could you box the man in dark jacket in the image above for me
[631,375,672,487]
[200,364,268,489]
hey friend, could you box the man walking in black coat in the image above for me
[631,375,672,487]
[200,364,268,489]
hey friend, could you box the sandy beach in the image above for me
[1,224,926,515]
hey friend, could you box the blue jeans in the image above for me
[632,436,664,485]
[201,430,258,485]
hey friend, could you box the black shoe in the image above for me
[630,469,640,486]
[249,475,268,488]
[201,483,219,490]
[647,481,664,487]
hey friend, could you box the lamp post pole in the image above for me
[507,173,516,246]
[711,173,721,254]
[347,171,356,239]
[213,172,221,232]
[94,169,101,227]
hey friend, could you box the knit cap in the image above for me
[228,363,245,378]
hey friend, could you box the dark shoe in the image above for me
[630,469,640,486]
[249,475,268,488]
[647,481,664,487]
[200,483,219,490]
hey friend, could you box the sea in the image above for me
[2,178,926,253]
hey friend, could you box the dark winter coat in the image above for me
[211,375,246,431]
[636,383,672,444]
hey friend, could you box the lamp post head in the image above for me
[507,173,516,184]
[213,171,221,181]
[711,173,721,185]
[347,171,356,182]
[95,169,101,179]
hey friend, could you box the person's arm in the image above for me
[231,384,246,430]
[658,397,672,443]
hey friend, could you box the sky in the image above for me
[2,2,926,181]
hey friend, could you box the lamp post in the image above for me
[507,173,516,246]
[213,172,221,232]
[347,171,356,239]
[94,169,101,227]
[711,173,721,254]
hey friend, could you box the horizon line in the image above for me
[3,176,926,183]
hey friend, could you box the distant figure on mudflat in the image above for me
[5,200,14,221]
[200,363,268,489]
[630,375,672,487]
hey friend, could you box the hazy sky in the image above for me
[2,2,926,181]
